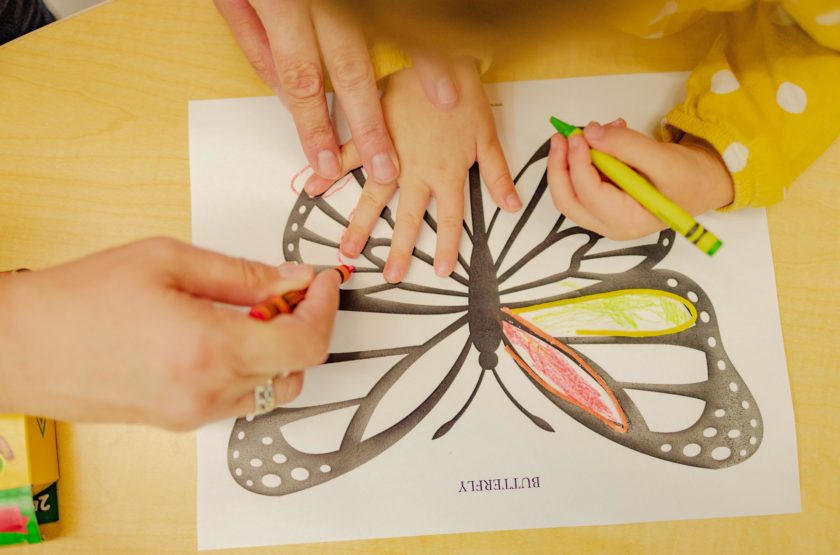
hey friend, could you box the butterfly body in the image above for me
[467,214,504,370]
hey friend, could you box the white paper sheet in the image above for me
[191,73,800,550]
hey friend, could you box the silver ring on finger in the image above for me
[252,378,276,416]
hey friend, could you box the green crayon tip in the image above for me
[550,116,580,138]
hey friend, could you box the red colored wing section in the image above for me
[501,308,628,432]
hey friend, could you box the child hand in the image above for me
[0,239,340,430]
[547,119,734,240]
[305,58,522,283]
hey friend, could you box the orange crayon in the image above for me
[248,265,354,321]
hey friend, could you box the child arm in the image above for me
[662,2,840,209]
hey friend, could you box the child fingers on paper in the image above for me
[306,58,522,283]
[0,240,340,431]
[323,0,839,245]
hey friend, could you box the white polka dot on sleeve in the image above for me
[776,82,808,113]
[711,69,740,94]
[722,142,750,173]
[816,10,840,26]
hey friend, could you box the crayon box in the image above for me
[0,415,59,547]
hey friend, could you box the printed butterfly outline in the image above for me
[228,140,764,495]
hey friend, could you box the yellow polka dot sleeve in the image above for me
[662,1,840,210]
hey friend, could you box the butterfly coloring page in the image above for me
[192,74,800,550]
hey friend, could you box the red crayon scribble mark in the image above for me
[289,165,312,195]
[501,310,628,432]
[324,174,352,198]
[0,507,28,534]
[290,165,353,199]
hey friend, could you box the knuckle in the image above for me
[360,186,386,207]
[235,257,268,292]
[300,122,333,146]
[330,52,373,91]
[436,213,461,231]
[487,171,514,193]
[279,59,324,102]
[354,121,388,148]
[396,210,423,230]
[248,55,277,84]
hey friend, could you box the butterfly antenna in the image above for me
[432,369,486,440]
[489,368,554,432]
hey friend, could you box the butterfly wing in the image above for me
[229,168,477,495]
[229,315,470,495]
[501,270,762,469]
[484,140,761,468]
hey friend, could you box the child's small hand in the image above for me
[547,120,734,240]
[305,58,522,283]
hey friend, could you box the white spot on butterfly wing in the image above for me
[262,474,282,488]
[497,232,592,290]
[284,356,403,408]
[623,389,706,433]
[571,344,707,384]
[299,204,350,243]
[279,405,359,455]
[499,278,601,305]
[486,158,553,270]
[328,311,467,354]
[361,326,471,442]
[366,287,469,307]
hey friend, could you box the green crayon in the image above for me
[550,116,722,256]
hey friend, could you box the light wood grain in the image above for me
[1,1,837,553]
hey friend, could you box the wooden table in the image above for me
[1,1,837,552]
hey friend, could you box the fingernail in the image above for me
[568,134,582,148]
[371,153,398,183]
[383,263,402,283]
[608,118,625,127]
[505,192,522,211]
[341,236,361,257]
[304,174,322,198]
[583,123,604,140]
[436,76,458,107]
[276,263,312,280]
[317,150,341,179]
[434,260,453,277]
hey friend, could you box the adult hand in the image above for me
[214,0,461,185]
[0,238,341,431]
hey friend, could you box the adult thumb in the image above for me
[168,242,314,306]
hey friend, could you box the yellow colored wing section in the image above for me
[511,289,697,337]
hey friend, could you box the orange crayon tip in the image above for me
[248,308,267,320]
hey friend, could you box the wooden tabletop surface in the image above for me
[1,1,837,553]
